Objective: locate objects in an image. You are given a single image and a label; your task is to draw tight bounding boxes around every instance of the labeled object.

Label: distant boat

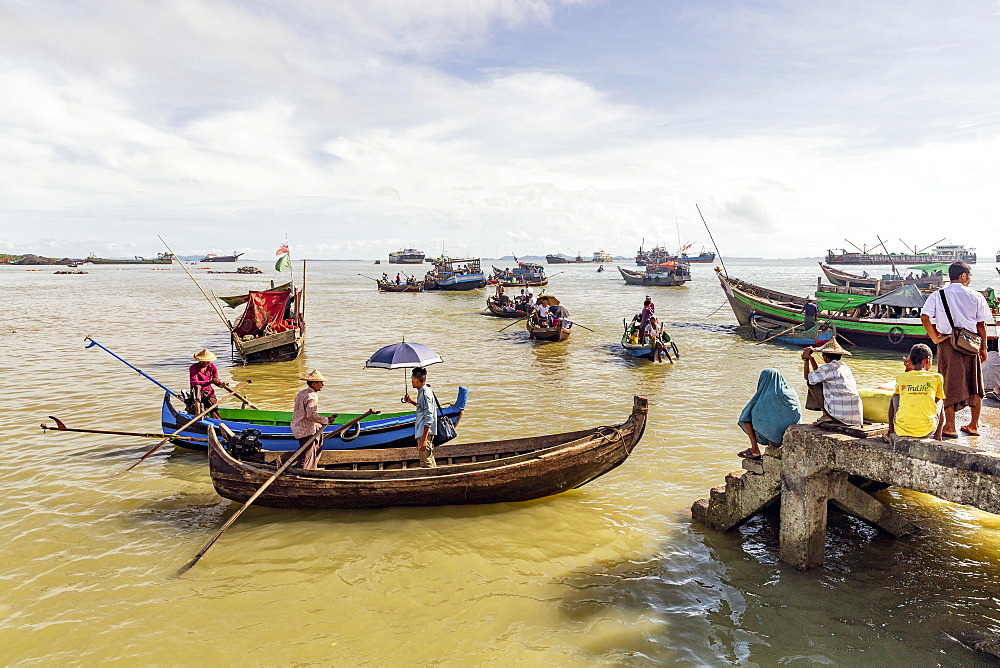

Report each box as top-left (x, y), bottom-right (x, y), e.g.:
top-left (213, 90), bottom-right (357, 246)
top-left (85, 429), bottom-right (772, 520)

top-left (492, 262), bottom-right (548, 287)
top-left (424, 257), bottom-right (486, 291)
top-left (618, 263), bottom-right (691, 286)
top-left (826, 242), bottom-right (976, 265)
top-left (819, 263), bottom-right (945, 291)
top-left (679, 248), bottom-right (715, 263)
top-left (200, 252), bottom-right (245, 262)
top-left (82, 252), bottom-right (173, 265)
top-left (545, 253), bottom-right (569, 264)
top-left (592, 250), bottom-right (613, 263)
top-left (388, 249), bottom-right (426, 264)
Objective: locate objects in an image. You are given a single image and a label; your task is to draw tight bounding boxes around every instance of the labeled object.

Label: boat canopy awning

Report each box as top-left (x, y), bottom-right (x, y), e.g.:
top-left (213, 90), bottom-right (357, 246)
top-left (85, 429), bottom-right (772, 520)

top-left (219, 281), bottom-right (291, 308)
top-left (815, 291), bottom-right (879, 313)
top-left (868, 284), bottom-right (928, 308)
top-left (907, 262), bottom-right (949, 273)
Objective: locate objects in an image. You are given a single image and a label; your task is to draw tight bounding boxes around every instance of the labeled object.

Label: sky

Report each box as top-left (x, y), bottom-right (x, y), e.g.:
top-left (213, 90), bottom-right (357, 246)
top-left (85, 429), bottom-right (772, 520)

top-left (0, 0), bottom-right (998, 260)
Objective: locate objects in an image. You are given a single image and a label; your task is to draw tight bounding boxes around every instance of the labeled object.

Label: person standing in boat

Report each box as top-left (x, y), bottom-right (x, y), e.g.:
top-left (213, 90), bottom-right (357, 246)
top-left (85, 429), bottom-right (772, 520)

top-left (639, 297), bottom-right (654, 344)
top-left (801, 339), bottom-right (863, 426)
top-left (189, 349), bottom-right (223, 419)
top-left (920, 261), bottom-right (988, 438)
top-left (803, 297), bottom-right (818, 329)
top-left (402, 367), bottom-right (437, 468)
top-left (291, 370), bottom-right (332, 470)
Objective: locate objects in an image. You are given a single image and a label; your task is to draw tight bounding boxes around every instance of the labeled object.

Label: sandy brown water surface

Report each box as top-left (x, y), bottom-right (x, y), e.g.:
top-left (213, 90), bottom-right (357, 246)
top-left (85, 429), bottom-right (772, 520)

top-left (2, 258), bottom-right (1000, 665)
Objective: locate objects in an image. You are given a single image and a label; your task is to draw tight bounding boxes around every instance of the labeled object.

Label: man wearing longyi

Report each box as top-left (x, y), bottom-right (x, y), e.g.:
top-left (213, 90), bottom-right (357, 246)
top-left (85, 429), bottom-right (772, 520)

top-left (920, 261), bottom-right (989, 438)
top-left (189, 349), bottom-right (222, 419)
top-left (291, 370), bottom-right (334, 470)
top-left (402, 366), bottom-right (438, 468)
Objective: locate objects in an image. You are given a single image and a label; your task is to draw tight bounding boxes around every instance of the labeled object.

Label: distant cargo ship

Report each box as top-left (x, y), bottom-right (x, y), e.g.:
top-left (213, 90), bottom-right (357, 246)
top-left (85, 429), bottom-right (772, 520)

top-left (83, 252), bottom-right (173, 265)
top-left (200, 252), bottom-right (244, 262)
top-left (389, 249), bottom-right (425, 264)
top-left (545, 254), bottom-right (569, 264)
top-left (826, 242), bottom-right (976, 265)
top-left (592, 250), bottom-right (613, 263)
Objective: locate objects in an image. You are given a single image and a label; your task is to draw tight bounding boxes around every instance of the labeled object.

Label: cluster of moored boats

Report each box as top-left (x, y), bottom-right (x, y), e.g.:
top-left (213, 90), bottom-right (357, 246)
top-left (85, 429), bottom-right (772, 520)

top-left (720, 262), bottom-right (1000, 350)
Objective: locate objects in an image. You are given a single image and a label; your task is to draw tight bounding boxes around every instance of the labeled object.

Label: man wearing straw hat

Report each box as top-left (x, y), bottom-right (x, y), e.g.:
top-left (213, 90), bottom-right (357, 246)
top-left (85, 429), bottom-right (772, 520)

top-left (801, 338), bottom-right (863, 426)
top-left (291, 370), bottom-right (333, 470)
top-left (189, 349), bottom-right (223, 419)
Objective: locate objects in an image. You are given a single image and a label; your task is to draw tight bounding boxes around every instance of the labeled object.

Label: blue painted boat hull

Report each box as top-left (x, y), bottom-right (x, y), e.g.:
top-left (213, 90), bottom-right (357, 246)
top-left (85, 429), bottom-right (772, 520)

top-left (161, 386), bottom-right (469, 452)
top-left (436, 273), bottom-right (486, 290)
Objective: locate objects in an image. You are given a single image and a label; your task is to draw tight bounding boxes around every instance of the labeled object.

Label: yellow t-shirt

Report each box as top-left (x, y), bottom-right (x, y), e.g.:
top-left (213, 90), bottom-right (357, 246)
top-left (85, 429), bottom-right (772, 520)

top-left (893, 369), bottom-right (945, 437)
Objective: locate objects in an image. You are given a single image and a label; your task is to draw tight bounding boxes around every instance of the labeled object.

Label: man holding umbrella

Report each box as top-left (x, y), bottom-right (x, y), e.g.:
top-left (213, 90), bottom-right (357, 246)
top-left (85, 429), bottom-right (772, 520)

top-left (402, 367), bottom-right (438, 467)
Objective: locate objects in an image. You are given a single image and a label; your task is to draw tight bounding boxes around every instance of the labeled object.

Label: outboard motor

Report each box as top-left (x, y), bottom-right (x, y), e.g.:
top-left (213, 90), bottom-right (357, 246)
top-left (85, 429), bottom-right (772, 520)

top-left (226, 428), bottom-right (263, 459)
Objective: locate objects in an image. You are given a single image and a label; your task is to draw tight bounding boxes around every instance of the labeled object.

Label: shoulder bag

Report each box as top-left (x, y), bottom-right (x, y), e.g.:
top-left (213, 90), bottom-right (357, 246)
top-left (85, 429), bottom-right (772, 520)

top-left (939, 290), bottom-right (982, 356)
top-left (431, 391), bottom-right (458, 445)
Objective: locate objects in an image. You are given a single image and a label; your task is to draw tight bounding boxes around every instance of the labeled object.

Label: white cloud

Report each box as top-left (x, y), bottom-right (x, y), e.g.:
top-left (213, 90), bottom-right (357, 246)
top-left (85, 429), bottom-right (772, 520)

top-left (0, 0), bottom-right (998, 259)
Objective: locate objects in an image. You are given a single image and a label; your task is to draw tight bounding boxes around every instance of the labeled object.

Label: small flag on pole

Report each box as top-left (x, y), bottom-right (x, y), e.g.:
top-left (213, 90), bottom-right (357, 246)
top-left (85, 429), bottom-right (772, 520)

top-left (275, 253), bottom-right (291, 271)
top-left (275, 243), bottom-right (289, 256)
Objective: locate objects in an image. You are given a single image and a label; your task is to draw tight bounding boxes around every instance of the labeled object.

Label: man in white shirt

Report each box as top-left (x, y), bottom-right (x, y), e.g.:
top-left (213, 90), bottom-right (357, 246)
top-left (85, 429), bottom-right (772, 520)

top-left (920, 261), bottom-right (989, 438)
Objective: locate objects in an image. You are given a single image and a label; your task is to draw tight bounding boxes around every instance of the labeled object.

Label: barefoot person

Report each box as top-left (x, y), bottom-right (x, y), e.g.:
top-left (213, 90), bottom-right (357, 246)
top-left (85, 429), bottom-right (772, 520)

top-left (189, 349), bottom-right (223, 419)
top-left (888, 344), bottom-right (945, 441)
top-left (402, 366), bottom-right (438, 468)
top-left (738, 368), bottom-right (802, 460)
top-left (291, 370), bottom-right (333, 469)
top-left (802, 338), bottom-right (863, 426)
top-left (920, 261), bottom-right (989, 438)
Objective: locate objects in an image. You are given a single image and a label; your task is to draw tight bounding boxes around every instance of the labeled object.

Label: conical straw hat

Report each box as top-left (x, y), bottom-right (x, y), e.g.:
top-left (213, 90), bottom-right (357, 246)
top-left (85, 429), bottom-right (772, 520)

top-left (193, 349), bottom-right (217, 362)
top-left (812, 337), bottom-right (851, 356)
top-left (301, 369), bottom-right (328, 382)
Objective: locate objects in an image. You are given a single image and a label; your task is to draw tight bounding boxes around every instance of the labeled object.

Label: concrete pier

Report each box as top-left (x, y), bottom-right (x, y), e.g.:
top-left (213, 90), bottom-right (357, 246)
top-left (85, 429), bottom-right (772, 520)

top-left (693, 424), bottom-right (1000, 570)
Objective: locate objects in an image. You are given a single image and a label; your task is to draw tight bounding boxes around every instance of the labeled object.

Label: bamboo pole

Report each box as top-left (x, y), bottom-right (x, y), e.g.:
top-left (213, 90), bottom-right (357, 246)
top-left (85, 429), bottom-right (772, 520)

top-left (178, 409), bottom-right (378, 573)
top-left (117, 380), bottom-right (250, 474)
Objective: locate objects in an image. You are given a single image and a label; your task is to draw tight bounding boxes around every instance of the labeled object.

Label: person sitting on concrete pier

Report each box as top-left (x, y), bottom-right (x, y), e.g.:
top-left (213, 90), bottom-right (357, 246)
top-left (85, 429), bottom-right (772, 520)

top-left (802, 338), bottom-right (863, 427)
top-left (888, 343), bottom-right (945, 441)
top-left (737, 368), bottom-right (802, 461)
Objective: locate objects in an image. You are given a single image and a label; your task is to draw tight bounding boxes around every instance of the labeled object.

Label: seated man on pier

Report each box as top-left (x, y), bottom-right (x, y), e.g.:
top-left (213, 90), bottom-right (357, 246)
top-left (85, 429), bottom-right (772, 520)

top-left (802, 338), bottom-right (863, 427)
top-left (888, 343), bottom-right (945, 441)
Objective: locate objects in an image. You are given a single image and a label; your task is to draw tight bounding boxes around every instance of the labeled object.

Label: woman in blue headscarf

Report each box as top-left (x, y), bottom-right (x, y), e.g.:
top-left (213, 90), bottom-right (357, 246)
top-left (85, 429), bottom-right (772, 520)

top-left (738, 368), bottom-right (802, 460)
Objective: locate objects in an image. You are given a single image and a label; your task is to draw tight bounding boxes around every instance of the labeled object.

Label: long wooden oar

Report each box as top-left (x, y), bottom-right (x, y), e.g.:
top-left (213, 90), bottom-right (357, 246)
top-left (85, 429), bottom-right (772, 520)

top-left (179, 409), bottom-right (378, 573)
top-left (118, 380), bottom-right (250, 474)
top-left (754, 323), bottom-right (803, 345)
top-left (215, 380), bottom-right (260, 410)
top-left (42, 417), bottom-right (207, 443)
top-left (498, 317), bottom-right (527, 332)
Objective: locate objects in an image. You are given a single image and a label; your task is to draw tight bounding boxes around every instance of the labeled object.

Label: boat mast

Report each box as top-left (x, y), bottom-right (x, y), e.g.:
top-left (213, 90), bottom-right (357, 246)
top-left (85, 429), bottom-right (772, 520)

top-left (158, 236), bottom-right (234, 332)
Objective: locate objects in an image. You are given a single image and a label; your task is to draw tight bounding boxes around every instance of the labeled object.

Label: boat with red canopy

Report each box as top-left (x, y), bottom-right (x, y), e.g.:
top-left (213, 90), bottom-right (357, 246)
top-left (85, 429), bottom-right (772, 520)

top-left (219, 281), bottom-right (304, 363)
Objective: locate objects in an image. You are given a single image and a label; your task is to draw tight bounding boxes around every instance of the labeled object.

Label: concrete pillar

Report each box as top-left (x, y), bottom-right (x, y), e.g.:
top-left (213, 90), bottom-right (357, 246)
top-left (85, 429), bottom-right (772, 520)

top-left (779, 427), bottom-right (835, 570)
top-left (779, 469), bottom-right (832, 569)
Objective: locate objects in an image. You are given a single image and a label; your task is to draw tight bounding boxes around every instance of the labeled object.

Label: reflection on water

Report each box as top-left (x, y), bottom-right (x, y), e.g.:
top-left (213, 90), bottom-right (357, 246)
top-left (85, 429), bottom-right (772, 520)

top-left (1, 259), bottom-right (999, 664)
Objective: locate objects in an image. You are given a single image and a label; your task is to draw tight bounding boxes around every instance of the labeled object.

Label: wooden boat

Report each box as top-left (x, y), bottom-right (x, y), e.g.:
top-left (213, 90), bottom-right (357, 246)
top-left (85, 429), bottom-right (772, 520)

top-left (486, 297), bottom-right (528, 318)
top-left (526, 313), bottom-right (572, 341)
top-left (424, 257), bottom-right (486, 291)
top-left (621, 318), bottom-right (680, 360)
top-left (749, 315), bottom-right (836, 347)
top-left (619, 263), bottom-right (691, 286)
top-left (206, 396), bottom-right (648, 509)
top-left (377, 280), bottom-right (422, 292)
top-left (717, 269), bottom-right (999, 350)
top-left (819, 263), bottom-right (944, 290)
top-left (161, 387), bottom-right (469, 452)
top-left (492, 262), bottom-right (548, 287)
top-left (224, 281), bottom-right (304, 363)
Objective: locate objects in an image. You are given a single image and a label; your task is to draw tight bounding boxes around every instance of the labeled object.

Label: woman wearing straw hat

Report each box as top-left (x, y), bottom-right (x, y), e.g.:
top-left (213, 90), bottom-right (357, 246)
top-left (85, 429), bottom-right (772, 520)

top-left (291, 370), bottom-right (333, 470)
top-left (189, 349), bottom-right (222, 419)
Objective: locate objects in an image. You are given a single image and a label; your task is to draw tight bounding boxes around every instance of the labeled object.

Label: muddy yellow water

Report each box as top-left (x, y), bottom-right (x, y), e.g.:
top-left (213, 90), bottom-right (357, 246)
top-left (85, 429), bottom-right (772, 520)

top-left (2, 259), bottom-right (999, 664)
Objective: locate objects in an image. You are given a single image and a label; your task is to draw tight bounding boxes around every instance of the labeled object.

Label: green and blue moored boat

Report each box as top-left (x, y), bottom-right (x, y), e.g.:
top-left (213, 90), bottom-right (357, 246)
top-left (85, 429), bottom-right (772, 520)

top-left (717, 269), bottom-right (999, 350)
top-left (161, 387), bottom-right (468, 452)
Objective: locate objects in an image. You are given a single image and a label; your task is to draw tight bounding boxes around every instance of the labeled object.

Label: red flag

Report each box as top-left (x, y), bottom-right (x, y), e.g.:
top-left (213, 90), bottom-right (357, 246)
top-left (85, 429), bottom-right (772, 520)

top-left (275, 243), bottom-right (289, 256)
